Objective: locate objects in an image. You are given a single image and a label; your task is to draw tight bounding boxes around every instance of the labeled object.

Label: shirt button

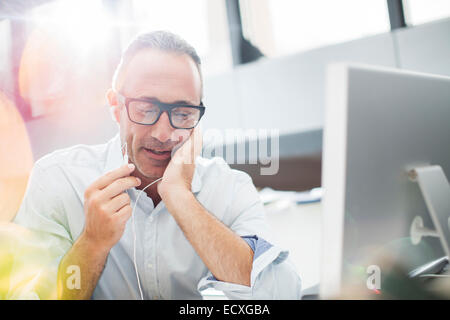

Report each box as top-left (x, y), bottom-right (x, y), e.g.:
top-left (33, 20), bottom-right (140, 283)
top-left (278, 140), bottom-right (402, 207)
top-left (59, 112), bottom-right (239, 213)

top-left (149, 216), bottom-right (154, 223)
top-left (147, 263), bottom-right (153, 269)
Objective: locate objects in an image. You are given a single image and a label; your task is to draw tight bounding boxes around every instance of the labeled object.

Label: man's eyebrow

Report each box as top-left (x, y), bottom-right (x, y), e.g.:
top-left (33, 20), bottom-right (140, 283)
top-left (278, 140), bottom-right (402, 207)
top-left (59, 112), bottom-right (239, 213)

top-left (137, 95), bottom-right (196, 105)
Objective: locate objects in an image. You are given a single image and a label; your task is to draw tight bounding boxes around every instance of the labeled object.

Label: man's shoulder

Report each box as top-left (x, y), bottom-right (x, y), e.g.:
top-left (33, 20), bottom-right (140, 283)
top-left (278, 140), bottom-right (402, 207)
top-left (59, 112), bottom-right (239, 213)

top-left (196, 156), bottom-right (253, 186)
top-left (34, 135), bottom-right (118, 173)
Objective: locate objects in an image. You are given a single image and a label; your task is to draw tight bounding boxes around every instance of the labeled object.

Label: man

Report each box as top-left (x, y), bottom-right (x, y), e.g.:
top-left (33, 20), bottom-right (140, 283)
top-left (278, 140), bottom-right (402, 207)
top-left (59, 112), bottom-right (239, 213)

top-left (13, 31), bottom-right (302, 299)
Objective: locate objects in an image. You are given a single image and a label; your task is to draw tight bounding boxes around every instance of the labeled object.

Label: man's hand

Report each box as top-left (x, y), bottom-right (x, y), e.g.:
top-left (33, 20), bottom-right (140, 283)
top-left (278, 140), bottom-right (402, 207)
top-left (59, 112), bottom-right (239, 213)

top-left (58, 164), bottom-right (141, 300)
top-left (157, 126), bottom-right (202, 202)
top-left (82, 163), bottom-right (141, 250)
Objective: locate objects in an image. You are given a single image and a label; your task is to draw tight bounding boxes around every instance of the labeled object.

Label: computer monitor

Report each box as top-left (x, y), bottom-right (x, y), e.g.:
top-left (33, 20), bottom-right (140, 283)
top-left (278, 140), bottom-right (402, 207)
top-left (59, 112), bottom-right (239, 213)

top-left (320, 63), bottom-right (450, 298)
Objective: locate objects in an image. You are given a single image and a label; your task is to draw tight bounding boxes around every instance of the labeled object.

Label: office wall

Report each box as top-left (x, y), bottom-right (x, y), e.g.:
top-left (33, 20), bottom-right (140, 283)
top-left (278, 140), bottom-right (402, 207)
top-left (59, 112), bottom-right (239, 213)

top-left (394, 18), bottom-right (450, 76)
top-left (203, 32), bottom-right (397, 135)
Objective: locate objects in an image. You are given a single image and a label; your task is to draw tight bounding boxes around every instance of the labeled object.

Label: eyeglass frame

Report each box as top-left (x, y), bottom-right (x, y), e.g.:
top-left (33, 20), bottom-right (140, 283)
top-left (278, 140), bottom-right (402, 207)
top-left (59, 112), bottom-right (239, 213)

top-left (116, 92), bottom-right (205, 129)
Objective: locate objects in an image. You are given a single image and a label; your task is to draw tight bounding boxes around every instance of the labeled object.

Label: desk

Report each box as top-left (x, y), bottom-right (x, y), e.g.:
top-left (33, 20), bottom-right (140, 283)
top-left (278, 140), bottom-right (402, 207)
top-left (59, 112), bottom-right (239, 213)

top-left (264, 201), bottom-right (322, 292)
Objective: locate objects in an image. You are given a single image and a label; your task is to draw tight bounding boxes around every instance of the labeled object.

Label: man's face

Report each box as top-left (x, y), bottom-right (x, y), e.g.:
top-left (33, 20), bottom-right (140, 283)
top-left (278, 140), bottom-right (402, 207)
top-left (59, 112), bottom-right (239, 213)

top-left (113, 49), bottom-right (202, 179)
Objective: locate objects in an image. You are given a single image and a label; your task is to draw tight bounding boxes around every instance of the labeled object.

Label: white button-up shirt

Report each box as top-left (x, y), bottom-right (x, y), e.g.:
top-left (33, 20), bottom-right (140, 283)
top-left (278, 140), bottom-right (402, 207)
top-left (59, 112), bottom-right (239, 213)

top-left (13, 134), bottom-right (302, 299)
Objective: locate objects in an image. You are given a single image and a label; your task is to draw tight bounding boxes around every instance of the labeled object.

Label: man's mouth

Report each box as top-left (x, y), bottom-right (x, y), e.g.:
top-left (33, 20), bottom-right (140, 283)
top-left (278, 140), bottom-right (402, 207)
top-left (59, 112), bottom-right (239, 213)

top-left (143, 147), bottom-right (172, 160)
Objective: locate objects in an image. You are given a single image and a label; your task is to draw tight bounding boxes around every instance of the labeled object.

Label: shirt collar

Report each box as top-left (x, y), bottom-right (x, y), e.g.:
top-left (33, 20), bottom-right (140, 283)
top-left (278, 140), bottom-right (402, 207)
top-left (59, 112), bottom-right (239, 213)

top-left (103, 133), bottom-right (123, 174)
top-left (103, 133), bottom-right (203, 194)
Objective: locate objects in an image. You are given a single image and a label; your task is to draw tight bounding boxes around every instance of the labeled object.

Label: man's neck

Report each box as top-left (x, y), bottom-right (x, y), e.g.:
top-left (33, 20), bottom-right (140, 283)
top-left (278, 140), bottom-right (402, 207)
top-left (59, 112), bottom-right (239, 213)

top-left (132, 171), bottom-right (162, 207)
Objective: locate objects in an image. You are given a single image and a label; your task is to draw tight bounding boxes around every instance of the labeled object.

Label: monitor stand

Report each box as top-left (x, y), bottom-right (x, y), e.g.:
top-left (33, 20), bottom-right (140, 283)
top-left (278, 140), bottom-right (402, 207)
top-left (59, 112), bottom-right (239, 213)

top-left (408, 165), bottom-right (450, 273)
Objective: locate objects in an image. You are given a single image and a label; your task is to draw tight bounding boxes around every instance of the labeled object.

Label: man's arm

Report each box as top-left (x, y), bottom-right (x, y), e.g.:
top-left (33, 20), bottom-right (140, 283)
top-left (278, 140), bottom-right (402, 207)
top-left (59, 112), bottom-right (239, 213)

top-left (57, 164), bottom-right (141, 299)
top-left (158, 128), bottom-right (302, 298)
top-left (57, 234), bottom-right (109, 299)
top-left (194, 181), bottom-right (303, 299)
top-left (163, 190), bottom-right (254, 286)
top-left (157, 127), bottom-right (253, 286)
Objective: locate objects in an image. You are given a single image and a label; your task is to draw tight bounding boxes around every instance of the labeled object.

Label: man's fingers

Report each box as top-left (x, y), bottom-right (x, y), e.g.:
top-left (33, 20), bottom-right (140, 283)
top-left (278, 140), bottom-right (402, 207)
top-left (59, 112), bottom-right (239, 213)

top-left (172, 126), bottom-right (203, 165)
top-left (192, 125), bottom-right (203, 158)
top-left (102, 176), bottom-right (141, 199)
top-left (114, 204), bottom-right (132, 223)
top-left (91, 164), bottom-right (136, 190)
top-left (108, 192), bottom-right (131, 212)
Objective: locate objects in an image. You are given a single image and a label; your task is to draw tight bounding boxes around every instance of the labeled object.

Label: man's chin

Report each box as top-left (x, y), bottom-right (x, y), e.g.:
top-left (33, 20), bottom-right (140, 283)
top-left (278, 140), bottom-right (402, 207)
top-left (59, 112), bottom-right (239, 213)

top-left (134, 158), bottom-right (168, 178)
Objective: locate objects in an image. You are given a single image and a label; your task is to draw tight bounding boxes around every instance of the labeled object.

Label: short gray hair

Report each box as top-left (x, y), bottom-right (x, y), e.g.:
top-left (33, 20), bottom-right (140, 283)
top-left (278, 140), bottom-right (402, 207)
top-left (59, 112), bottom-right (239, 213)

top-left (112, 30), bottom-right (203, 94)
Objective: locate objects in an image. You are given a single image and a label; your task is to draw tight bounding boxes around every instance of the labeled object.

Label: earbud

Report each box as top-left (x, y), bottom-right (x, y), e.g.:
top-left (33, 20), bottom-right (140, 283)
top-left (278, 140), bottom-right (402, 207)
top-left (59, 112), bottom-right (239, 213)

top-left (121, 141), bottom-right (129, 165)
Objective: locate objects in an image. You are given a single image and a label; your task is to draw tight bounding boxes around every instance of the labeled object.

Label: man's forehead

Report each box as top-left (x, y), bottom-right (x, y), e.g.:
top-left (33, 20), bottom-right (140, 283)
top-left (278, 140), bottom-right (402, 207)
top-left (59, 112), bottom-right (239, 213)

top-left (120, 49), bottom-right (202, 104)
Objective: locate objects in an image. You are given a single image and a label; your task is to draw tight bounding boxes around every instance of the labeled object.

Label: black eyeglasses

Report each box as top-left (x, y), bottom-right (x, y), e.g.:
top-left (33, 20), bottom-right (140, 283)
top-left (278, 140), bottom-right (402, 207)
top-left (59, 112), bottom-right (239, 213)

top-left (117, 93), bottom-right (205, 129)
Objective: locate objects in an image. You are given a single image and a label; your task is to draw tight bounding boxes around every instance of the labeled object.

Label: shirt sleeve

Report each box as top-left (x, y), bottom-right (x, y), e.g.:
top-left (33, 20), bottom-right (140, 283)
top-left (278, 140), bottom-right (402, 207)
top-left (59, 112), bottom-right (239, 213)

top-left (8, 163), bottom-right (73, 299)
top-left (197, 171), bottom-right (302, 299)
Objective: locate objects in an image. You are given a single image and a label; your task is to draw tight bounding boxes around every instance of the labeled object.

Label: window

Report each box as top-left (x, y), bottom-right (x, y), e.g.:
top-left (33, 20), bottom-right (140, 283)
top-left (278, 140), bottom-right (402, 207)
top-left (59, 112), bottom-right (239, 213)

top-left (403, 0), bottom-right (450, 26)
top-left (240, 0), bottom-right (390, 57)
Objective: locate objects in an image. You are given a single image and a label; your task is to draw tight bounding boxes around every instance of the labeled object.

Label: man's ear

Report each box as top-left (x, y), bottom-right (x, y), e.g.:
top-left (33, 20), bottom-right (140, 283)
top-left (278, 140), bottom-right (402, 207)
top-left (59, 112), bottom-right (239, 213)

top-left (106, 88), bottom-right (120, 124)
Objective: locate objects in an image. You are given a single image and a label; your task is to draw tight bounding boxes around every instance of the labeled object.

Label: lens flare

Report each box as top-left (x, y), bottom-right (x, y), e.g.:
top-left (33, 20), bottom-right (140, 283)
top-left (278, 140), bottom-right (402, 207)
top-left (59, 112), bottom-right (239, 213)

top-left (0, 223), bottom-right (61, 300)
top-left (18, 0), bottom-right (113, 116)
top-left (0, 92), bottom-right (33, 222)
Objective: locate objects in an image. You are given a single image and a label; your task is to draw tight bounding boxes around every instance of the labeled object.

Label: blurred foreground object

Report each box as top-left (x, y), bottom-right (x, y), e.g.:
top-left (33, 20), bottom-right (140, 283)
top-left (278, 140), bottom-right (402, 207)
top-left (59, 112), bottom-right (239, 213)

top-left (0, 222), bottom-right (59, 299)
top-left (0, 91), bottom-right (34, 222)
top-left (338, 252), bottom-right (450, 299)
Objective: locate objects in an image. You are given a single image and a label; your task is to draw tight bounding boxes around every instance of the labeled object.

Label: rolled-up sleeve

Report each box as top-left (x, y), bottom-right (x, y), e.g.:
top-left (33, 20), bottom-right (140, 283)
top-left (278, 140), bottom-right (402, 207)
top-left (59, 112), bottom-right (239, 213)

top-left (197, 171), bottom-right (302, 299)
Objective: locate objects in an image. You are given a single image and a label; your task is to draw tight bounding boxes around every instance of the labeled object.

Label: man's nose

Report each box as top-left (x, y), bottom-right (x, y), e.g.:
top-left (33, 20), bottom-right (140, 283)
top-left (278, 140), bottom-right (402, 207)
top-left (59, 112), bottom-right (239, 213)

top-left (151, 111), bottom-right (175, 143)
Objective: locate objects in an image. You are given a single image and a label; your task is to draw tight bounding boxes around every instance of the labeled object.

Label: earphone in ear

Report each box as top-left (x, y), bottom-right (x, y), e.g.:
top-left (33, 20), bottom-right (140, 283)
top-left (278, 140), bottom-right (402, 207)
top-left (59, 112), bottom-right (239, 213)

top-left (121, 141), bottom-right (129, 165)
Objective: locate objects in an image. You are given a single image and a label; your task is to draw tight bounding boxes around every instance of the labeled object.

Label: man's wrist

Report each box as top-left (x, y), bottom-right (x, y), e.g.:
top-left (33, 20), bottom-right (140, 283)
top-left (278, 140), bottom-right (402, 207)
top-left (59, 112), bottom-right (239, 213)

top-left (161, 187), bottom-right (196, 214)
top-left (160, 184), bottom-right (191, 202)
top-left (78, 231), bottom-right (111, 257)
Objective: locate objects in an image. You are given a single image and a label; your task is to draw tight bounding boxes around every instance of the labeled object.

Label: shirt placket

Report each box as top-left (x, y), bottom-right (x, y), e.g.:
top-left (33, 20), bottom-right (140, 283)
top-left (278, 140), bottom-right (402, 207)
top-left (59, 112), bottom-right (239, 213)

top-left (141, 196), bottom-right (162, 300)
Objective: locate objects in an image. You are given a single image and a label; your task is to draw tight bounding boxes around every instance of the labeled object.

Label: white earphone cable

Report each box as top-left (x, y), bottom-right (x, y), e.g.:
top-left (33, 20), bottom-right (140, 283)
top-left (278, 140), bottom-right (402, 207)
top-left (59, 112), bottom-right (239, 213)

top-left (131, 177), bottom-right (162, 300)
top-left (122, 141), bottom-right (162, 300)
